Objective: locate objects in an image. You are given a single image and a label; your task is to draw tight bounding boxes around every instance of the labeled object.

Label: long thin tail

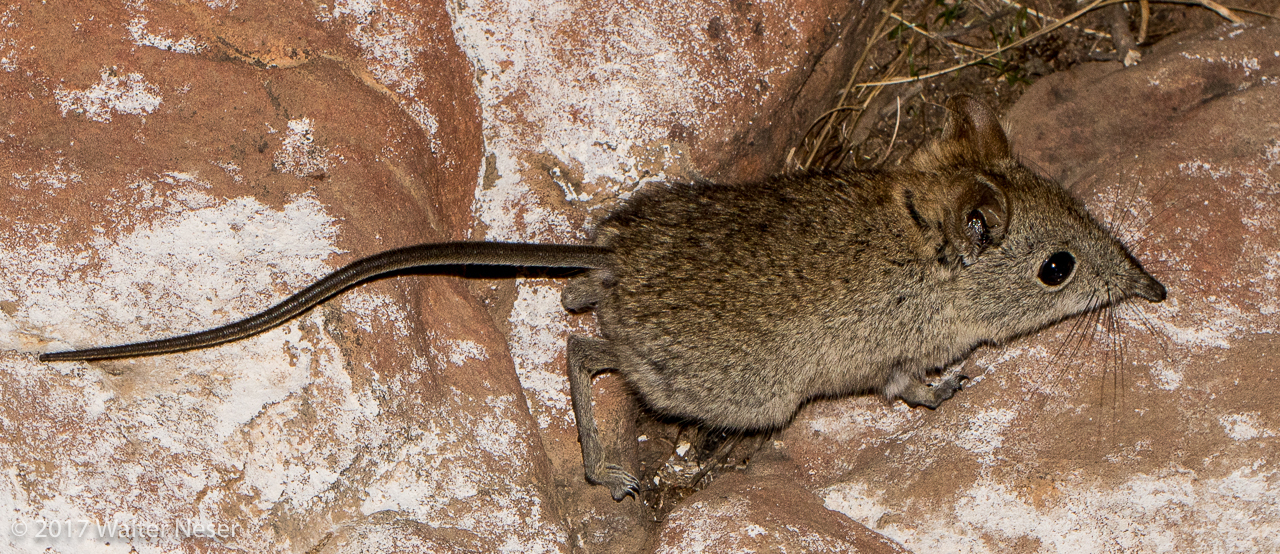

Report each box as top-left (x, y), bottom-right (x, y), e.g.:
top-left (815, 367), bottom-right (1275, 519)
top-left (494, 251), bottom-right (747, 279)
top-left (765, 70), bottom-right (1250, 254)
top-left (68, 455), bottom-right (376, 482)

top-left (39, 242), bottom-right (609, 362)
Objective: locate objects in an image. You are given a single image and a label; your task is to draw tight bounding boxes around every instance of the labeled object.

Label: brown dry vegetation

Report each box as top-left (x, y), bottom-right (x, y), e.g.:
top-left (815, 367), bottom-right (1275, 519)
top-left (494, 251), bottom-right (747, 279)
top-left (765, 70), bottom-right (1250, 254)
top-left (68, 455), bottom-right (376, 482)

top-left (790, 0), bottom-right (1278, 173)
top-left (636, 0), bottom-right (1277, 518)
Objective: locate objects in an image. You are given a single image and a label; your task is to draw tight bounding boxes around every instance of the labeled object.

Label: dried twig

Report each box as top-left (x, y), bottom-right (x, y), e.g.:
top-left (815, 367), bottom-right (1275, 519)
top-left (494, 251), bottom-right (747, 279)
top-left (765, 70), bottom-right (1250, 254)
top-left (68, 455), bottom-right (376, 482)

top-left (1194, 0), bottom-right (1245, 23)
top-left (1106, 4), bottom-right (1140, 66)
top-left (1145, 0), bottom-right (1272, 19)
top-left (1138, 0), bottom-right (1150, 43)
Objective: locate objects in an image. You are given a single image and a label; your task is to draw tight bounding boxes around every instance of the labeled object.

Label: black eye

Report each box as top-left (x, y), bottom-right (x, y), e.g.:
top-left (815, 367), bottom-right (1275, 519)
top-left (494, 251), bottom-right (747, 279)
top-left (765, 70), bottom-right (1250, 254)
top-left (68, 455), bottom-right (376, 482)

top-left (966, 210), bottom-right (989, 246)
top-left (1038, 251), bottom-right (1075, 287)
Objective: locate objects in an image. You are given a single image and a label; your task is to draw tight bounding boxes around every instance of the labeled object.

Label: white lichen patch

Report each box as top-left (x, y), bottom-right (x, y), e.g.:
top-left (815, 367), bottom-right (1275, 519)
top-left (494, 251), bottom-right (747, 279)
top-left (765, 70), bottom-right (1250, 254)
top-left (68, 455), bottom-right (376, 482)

top-left (822, 482), bottom-right (890, 528)
top-left (273, 118), bottom-right (331, 177)
top-left (6, 188), bottom-right (340, 352)
top-left (321, 0), bottom-right (420, 95)
top-left (8, 159), bottom-right (82, 194)
top-left (1148, 358), bottom-right (1183, 390)
top-left (1219, 412), bottom-right (1277, 441)
top-left (1179, 159), bottom-right (1233, 180)
top-left (1145, 156), bottom-right (1280, 349)
top-left (657, 495), bottom-right (867, 553)
top-left (451, 0), bottom-right (703, 199)
top-left (53, 68), bottom-right (163, 123)
top-left (1264, 140), bottom-right (1280, 169)
top-left (127, 16), bottom-right (207, 53)
top-left (0, 6), bottom-right (17, 72)
top-left (233, 339), bottom-right (386, 512)
top-left (213, 160), bottom-right (245, 183)
top-left (1261, 251), bottom-right (1280, 316)
top-left (472, 170), bottom-right (582, 240)
top-left (431, 337), bottom-right (490, 367)
top-left (803, 399), bottom-right (921, 445)
top-left (1179, 51), bottom-right (1262, 77)
top-left (505, 280), bottom-right (577, 428)
top-left (972, 343), bottom-right (1053, 382)
top-left (0, 187), bottom-right (434, 549)
top-left (0, 319), bottom-right (385, 551)
top-left (0, 38), bottom-right (16, 72)
top-left (653, 497), bottom-right (749, 554)
top-left (1, 185), bottom-right (343, 397)
top-left (446, 0), bottom-right (807, 241)
top-left (1145, 296), bottom-right (1236, 350)
top-left (953, 408), bottom-right (1017, 458)
top-left (358, 389), bottom-right (566, 553)
top-left (341, 290), bottom-right (413, 338)
top-left (824, 467), bottom-right (1280, 554)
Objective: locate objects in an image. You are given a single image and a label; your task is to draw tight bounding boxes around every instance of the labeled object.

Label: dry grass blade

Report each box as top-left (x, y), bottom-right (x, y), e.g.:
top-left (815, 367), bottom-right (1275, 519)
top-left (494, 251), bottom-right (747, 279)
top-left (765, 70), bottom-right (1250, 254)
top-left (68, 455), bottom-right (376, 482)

top-left (995, 0), bottom-right (1112, 38)
top-left (794, 0), bottom-right (1269, 174)
top-left (1151, 0), bottom-right (1274, 19)
top-left (874, 96), bottom-right (904, 167)
top-left (855, 0), bottom-right (1113, 89)
top-left (798, 0), bottom-right (911, 168)
top-left (889, 13), bottom-right (988, 53)
top-left (800, 0), bottom-right (908, 170)
top-left (1138, 0), bottom-right (1151, 43)
top-left (1195, 0), bottom-right (1245, 22)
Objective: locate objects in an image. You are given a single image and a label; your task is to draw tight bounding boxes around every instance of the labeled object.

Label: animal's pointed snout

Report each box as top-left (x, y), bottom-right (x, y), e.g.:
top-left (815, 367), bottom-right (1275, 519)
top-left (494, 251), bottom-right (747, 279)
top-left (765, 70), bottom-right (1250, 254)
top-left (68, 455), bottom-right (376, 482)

top-left (1135, 272), bottom-right (1166, 303)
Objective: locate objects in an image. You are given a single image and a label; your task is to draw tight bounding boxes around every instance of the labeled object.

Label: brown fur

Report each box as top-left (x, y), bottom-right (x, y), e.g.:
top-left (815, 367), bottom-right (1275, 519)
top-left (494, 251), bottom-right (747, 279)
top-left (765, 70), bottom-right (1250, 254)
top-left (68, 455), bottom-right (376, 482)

top-left (563, 96), bottom-right (1164, 499)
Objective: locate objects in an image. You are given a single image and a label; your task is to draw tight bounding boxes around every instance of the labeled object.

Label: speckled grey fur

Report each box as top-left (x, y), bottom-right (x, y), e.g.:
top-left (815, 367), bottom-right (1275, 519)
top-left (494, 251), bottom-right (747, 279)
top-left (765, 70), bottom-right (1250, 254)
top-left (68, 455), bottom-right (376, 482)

top-left (562, 97), bottom-right (1164, 500)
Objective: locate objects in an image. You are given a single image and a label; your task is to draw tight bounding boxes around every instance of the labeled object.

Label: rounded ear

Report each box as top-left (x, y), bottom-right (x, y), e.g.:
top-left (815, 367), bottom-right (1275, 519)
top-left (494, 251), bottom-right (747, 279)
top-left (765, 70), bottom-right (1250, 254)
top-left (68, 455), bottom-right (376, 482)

top-left (942, 95), bottom-right (1012, 163)
top-left (953, 177), bottom-right (1009, 265)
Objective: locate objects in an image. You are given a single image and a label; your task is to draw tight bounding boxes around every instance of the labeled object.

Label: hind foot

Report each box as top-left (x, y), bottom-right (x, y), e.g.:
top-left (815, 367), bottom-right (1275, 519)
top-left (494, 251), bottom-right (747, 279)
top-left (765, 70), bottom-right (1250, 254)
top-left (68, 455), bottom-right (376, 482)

top-left (588, 463), bottom-right (640, 501)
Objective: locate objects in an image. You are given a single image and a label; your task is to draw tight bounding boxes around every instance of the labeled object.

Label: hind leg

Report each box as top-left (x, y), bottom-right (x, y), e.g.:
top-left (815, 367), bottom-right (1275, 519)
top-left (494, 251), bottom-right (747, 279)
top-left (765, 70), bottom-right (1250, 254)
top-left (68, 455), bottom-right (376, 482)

top-left (566, 334), bottom-right (639, 500)
top-left (562, 270), bottom-right (610, 313)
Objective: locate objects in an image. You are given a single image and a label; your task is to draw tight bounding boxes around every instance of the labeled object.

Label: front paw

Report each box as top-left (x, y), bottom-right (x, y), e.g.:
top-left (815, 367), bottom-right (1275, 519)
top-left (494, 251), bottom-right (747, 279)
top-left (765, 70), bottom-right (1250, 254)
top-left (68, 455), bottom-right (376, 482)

top-left (932, 374), bottom-right (969, 403)
top-left (899, 374), bottom-right (969, 409)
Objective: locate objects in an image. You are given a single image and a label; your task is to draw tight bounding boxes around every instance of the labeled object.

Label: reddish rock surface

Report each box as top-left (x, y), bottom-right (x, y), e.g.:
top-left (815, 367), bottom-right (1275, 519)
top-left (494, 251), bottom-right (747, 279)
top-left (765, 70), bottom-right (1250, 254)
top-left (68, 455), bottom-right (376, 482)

top-left (780, 24), bottom-right (1280, 553)
top-left (0, 0), bottom-right (877, 552)
top-left (5, 0), bottom-right (1275, 552)
top-left (653, 473), bottom-right (908, 553)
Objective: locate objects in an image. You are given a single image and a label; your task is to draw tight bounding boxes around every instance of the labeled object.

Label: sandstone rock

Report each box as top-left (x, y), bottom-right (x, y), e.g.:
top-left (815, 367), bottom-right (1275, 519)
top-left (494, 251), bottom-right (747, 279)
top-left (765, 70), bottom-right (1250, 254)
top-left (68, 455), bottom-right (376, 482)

top-left (653, 473), bottom-right (908, 553)
top-left (793, 23), bottom-right (1280, 553)
top-left (0, 0), bottom-right (877, 552)
top-left (11, 1), bottom-right (1271, 553)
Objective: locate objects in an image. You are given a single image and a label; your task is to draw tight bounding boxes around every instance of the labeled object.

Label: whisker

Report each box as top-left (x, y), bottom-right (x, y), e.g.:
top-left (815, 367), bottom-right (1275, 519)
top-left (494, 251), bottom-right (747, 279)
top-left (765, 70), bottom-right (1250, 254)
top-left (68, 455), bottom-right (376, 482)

top-left (1127, 303), bottom-right (1173, 361)
top-left (1127, 196), bottom-right (1200, 247)
top-left (1109, 305), bottom-right (1127, 414)
top-left (1029, 298), bottom-right (1098, 406)
top-left (1107, 192), bottom-right (1141, 243)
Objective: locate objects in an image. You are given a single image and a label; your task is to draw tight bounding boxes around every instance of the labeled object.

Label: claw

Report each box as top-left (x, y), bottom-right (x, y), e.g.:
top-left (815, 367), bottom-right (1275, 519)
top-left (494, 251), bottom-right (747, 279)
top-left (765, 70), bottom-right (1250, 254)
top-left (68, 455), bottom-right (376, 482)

top-left (929, 375), bottom-right (967, 403)
top-left (611, 484), bottom-right (639, 501)
top-left (602, 464), bottom-right (640, 501)
top-left (589, 463), bottom-right (640, 501)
